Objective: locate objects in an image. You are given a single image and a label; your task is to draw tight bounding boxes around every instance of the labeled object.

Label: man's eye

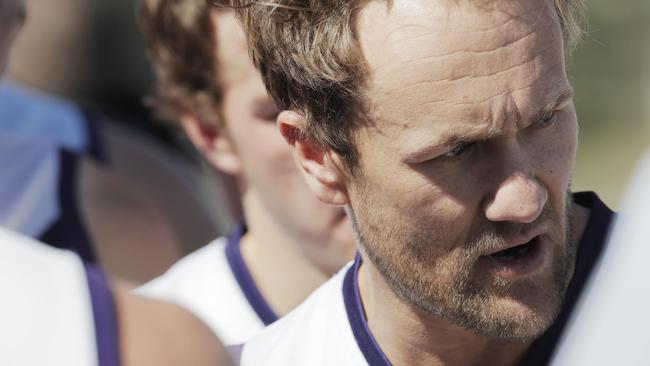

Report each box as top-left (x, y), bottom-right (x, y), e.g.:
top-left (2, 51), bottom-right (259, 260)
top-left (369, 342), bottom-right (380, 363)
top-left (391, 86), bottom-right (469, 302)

top-left (257, 110), bottom-right (280, 122)
top-left (254, 103), bottom-right (281, 122)
top-left (443, 142), bottom-right (474, 158)
top-left (537, 110), bottom-right (557, 126)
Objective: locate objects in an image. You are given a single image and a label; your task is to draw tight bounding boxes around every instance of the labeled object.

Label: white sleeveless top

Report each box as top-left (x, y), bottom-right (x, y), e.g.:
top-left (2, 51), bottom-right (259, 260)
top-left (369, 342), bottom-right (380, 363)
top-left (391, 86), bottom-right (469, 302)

top-left (0, 228), bottom-right (119, 366)
top-left (137, 225), bottom-right (279, 345)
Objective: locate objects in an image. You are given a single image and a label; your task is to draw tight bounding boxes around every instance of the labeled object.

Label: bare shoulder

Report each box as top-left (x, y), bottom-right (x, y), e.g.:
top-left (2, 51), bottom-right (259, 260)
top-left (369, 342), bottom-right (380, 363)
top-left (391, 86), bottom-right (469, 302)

top-left (113, 282), bottom-right (233, 366)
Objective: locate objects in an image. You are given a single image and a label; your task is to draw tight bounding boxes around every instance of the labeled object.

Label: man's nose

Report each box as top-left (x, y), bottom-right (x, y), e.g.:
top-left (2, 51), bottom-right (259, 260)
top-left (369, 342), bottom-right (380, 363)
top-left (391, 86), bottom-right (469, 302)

top-left (483, 172), bottom-right (548, 224)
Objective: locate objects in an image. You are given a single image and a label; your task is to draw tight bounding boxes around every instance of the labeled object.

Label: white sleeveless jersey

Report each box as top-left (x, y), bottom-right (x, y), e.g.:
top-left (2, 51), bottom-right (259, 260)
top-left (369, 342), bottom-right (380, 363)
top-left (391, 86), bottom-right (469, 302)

top-left (137, 225), bottom-right (278, 345)
top-left (0, 228), bottom-right (119, 366)
top-left (551, 151), bottom-right (650, 365)
top-left (238, 193), bottom-right (614, 366)
top-left (237, 261), bottom-right (368, 366)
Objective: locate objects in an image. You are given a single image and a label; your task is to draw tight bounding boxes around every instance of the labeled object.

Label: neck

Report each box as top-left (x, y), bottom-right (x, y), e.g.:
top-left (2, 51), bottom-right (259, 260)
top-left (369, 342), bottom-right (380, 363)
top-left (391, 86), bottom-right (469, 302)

top-left (238, 189), bottom-right (328, 317)
top-left (358, 259), bottom-right (531, 366)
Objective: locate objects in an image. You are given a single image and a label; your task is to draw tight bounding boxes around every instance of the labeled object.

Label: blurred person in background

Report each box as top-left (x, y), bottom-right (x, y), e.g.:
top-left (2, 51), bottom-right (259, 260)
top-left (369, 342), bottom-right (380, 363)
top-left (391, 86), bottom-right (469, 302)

top-left (0, 3), bottom-right (231, 365)
top-left (0, 228), bottom-right (232, 366)
top-left (1, 0), bottom-right (223, 284)
top-left (136, 0), bottom-right (357, 344)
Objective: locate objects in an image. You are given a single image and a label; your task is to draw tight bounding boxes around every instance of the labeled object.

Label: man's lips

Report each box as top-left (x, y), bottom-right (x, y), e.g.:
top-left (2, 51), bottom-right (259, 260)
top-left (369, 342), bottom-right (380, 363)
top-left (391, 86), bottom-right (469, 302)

top-left (475, 226), bottom-right (550, 279)
top-left (480, 227), bottom-right (547, 257)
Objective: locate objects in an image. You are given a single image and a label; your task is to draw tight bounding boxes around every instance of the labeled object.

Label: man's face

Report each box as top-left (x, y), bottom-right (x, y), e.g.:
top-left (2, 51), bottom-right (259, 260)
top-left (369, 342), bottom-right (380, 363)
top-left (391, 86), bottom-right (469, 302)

top-left (0, 0), bottom-right (25, 75)
top-left (213, 12), bottom-right (356, 273)
top-left (349, 0), bottom-right (578, 339)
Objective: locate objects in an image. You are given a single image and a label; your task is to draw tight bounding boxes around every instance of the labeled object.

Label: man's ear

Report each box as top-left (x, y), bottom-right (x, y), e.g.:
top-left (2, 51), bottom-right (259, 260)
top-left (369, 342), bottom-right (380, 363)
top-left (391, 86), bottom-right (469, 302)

top-left (180, 112), bottom-right (241, 175)
top-left (277, 111), bottom-right (350, 206)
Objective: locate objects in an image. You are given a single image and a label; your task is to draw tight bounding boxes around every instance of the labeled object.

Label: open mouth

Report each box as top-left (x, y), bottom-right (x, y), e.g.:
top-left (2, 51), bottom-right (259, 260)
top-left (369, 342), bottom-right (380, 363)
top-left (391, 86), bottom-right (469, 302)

top-left (480, 236), bottom-right (545, 278)
top-left (490, 237), bottom-right (539, 262)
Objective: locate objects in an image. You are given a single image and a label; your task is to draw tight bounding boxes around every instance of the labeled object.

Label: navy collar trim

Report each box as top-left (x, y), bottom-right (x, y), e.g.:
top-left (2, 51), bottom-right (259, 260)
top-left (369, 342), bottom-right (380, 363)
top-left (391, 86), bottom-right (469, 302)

top-left (342, 192), bottom-right (614, 366)
top-left (224, 224), bottom-right (279, 326)
top-left (343, 255), bottom-right (392, 366)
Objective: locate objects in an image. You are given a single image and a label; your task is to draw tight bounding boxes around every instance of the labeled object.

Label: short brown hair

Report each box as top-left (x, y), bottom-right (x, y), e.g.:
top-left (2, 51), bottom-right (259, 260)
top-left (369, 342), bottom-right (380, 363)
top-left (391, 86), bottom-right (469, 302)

top-left (213, 0), bottom-right (586, 170)
top-left (140, 0), bottom-right (223, 125)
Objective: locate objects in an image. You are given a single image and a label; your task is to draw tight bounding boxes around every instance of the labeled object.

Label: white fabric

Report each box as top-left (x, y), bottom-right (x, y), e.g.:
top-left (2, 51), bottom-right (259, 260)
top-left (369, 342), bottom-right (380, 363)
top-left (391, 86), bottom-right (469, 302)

top-left (239, 262), bottom-right (368, 366)
top-left (551, 150), bottom-right (650, 365)
top-left (136, 237), bottom-right (266, 345)
top-left (0, 228), bottom-right (98, 366)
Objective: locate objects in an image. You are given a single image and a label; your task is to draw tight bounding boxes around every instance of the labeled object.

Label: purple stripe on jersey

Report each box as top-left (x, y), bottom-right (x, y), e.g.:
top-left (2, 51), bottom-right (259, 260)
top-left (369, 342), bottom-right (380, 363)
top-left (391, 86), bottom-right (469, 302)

top-left (225, 224), bottom-right (279, 326)
top-left (84, 264), bottom-right (121, 366)
top-left (522, 191), bottom-right (614, 365)
top-left (39, 150), bottom-right (97, 263)
top-left (343, 255), bottom-right (392, 366)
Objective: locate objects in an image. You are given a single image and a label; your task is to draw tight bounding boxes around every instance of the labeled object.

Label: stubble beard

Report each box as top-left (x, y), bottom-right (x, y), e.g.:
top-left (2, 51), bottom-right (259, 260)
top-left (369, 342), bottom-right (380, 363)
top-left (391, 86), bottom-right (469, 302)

top-left (349, 190), bottom-right (577, 340)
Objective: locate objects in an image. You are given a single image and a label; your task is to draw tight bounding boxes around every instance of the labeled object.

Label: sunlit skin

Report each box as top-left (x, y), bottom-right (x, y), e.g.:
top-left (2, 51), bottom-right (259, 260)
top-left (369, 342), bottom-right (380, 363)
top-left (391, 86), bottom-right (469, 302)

top-left (181, 12), bottom-right (357, 316)
top-left (279, 0), bottom-right (590, 365)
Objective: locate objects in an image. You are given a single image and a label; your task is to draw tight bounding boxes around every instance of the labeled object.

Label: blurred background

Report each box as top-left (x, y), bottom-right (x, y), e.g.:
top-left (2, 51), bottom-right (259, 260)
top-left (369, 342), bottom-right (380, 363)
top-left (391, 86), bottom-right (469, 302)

top-left (6, 0), bottom-right (242, 283)
top-left (6, 0), bottom-right (649, 240)
top-left (569, 0), bottom-right (650, 207)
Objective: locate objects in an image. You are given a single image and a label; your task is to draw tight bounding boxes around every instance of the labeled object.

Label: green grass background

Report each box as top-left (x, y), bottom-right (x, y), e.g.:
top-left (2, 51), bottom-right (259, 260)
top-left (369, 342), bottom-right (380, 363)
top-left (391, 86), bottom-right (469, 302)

top-left (570, 0), bottom-right (650, 208)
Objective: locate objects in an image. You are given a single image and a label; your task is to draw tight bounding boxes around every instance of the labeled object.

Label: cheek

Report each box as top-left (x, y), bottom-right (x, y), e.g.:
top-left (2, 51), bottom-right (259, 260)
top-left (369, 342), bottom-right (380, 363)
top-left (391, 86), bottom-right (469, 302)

top-left (353, 136), bottom-right (477, 248)
top-left (227, 110), bottom-right (288, 168)
top-left (538, 116), bottom-right (578, 189)
top-left (246, 131), bottom-right (296, 187)
top-left (355, 163), bottom-right (470, 245)
top-left (235, 121), bottom-right (323, 208)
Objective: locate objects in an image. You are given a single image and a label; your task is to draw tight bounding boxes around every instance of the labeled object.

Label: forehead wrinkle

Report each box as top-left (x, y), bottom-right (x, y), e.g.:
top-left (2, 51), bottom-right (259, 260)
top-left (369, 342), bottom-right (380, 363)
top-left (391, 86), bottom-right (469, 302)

top-left (377, 38), bottom-right (564, 118)
top-left (378, 1), bottom-right (555, 66)
top-left (360, 0), bottom-right (568, 141)
top-left (405, 46), bottom-right (549, 91)
top-left (376, 62), bottom-right (567, 143)
top-left (386, 9), bottom-right (519, 46)
top-left (419, 61), bottom-right (563, 109)
top-left (377, 24), bottom-right (559, 92)
top-left (400, 27), bottom-right (544, 69)
top-left (373, 19), bottom-right (563, 103)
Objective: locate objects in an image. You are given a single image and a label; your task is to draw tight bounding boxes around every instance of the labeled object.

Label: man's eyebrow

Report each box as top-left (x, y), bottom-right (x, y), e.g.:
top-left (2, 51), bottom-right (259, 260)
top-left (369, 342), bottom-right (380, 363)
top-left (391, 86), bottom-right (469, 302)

top-left (400, 87), bottom-right (575, 163)
top-left (538, 87), bottom-right (574, 116)
top-left (400, 127), bottom-right (493, 163)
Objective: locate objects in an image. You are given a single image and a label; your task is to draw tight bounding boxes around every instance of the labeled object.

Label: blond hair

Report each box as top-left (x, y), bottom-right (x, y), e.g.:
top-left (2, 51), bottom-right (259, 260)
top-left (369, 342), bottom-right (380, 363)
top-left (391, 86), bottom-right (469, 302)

top-left (140, 0), bottom-right (224, 126)
top-left (213, 0), bottom-right (585, 169)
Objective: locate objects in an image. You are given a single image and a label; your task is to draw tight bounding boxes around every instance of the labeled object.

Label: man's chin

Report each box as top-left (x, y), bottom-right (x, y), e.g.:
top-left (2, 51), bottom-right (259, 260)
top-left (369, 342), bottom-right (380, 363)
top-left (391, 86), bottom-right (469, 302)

top-left (470, 292), bottom-right (560, 339)
top-left (420, 268), bottom-right (565, 340)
